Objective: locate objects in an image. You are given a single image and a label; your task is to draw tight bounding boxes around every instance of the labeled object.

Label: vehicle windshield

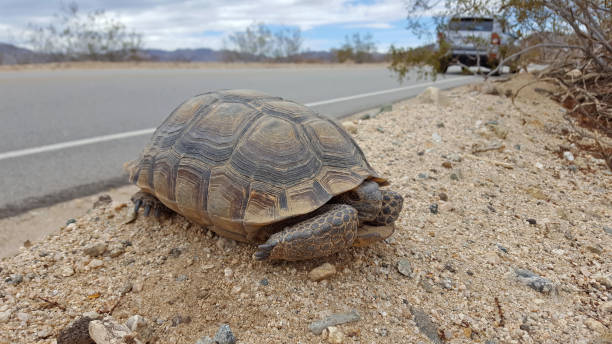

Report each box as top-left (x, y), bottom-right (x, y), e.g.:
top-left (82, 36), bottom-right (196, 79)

top-left (449, 18), bottom-right (493, 31)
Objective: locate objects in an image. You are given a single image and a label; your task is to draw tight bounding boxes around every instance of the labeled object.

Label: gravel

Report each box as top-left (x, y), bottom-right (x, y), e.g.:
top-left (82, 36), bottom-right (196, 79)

top-left (1, 76), bottom-right (610, 343)
top-left (308, 311), bottom-right (361, 335)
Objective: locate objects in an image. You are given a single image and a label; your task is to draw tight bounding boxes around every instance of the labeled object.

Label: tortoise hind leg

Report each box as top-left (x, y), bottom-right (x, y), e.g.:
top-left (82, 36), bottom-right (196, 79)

top-left (368, 190), bottom-right (403, 226)
top-left (254, 204), bottom-right (358, 261)
top-left (130, 191), bottom-right (170, 218)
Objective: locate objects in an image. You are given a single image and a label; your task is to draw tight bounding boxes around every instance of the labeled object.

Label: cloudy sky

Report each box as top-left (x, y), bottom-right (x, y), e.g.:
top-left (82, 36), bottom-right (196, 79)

top-left (0, 0), bottom-right (433, 52)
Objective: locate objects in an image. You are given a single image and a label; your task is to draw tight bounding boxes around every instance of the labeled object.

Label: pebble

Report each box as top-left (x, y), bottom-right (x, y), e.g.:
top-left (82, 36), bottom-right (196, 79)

top-left (16, 312), bottom-right (30, 323)
top-left (441, 161), bottom-right (452, 169)
top-left (308, 263), bottom-right (336, 282)
top-left (604, 226), bottom-right (612, 235)
top-left (496, 243), bottom-right (509, 254)
top-left (526, 218), bottom-right (537, 225)
top-left (535, 162), bottom-right (544, 169)
top-left (132, 280), bottom-right (144, 293)
top-left (6, 274), bottom-right (23, 285)
top-left (0, 309), bottom-right (12, 323)
top-left (88, 259), bottom-right (104, 269)
top-left (563, 151), bottom-right (575, 161)
top-left (515, 269), bottom-right (556, 294)
top-left (308, 310), bottom-right (361, 335)
top-left (66, 218), bottom-right (77, 225)
top-left (83, 243), bottom-right (107, 257)
top-left (326, 326), bottom-right (345, 343)
top-left (601, 301), bottom-right (612, 313)
top-left (109, 247), bottom-right (125, 258)
top-left (418, 173), bottom-right (428, 179)
top-left (411, 307), bottom-right (442, 344)
top-left (593, 274), bottom-right (612, 289)
top-left (216, 237), bottom-right (237, 251)
top-left (397, 259), bottom-right (413, 278)
top-left (61, 266), bottom-right (75, 277)
top-left (447, 153), bottom-right (462, 162)
top-left (89, 317), bottom-right (131, 344)
top-left (584, 318), bottom-right (606, 333)
top-left (119, 282), bottom-right (133, 295)
top-left (224, 268), bottom-right (233, 278)
top-left (92, 194), bottom-right (112, 209)
top-left (342, 121), bottom-right (358, 134)
top-left (171, 315), bottom-right (191, 326)
top-left (196, 336), bottom-right (214, 344)
top-left (429, 203), bottom-right (439, 214)
top-left (176, 274), bottom-right (188, 282)
top-left (214, 324), bottom-right (236, 344)
top-left (36, 326), bottom-right (52, 339)
top-left (259, 278), bottom-right (269, 286)
top-left (438, 192), bottom-right (448, 201)
top-left (432, 132), bottom-right (442, 143)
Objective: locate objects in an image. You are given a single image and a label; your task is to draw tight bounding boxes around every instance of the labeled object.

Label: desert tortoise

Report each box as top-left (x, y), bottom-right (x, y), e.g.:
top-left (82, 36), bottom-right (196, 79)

top-left (126, 89), bottom-right (403, 260)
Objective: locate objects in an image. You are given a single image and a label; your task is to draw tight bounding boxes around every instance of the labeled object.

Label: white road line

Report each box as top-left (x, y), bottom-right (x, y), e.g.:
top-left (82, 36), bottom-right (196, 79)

top-left (0, 76), bottom-right (469, 162)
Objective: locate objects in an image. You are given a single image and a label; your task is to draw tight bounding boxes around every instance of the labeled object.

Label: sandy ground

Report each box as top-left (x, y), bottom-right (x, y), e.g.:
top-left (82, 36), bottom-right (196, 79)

top-left (0, 74), bottom-right (610, 344)
top-left (0, 61), bottom-right (387, 72)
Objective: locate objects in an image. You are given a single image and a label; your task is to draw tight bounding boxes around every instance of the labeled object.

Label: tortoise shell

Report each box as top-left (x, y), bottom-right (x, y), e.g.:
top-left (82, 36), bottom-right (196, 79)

top-left (126, 89), bottom-right (387, 241)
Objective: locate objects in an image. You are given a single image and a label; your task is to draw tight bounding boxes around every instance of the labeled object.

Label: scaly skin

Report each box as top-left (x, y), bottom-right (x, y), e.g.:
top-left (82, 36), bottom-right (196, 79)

top-left (368, 190), bottom-right (404, 226)
top-left (254, 204), bottom-right (359, 261)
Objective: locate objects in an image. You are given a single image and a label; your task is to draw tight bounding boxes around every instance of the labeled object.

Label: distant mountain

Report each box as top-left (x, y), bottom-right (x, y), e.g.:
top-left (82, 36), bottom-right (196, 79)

top-left (141, 48), bottom-right (223, 62)
top-left (0, 43), bottom-right (50, 64)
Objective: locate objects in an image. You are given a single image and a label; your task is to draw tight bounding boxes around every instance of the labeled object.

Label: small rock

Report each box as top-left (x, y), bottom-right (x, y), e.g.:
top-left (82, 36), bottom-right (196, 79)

top-left (66, 218), bottom-right (77, 225)
top-left (37, 326), bottom-right (53, 339)
top-left (6, 274), bottom-right (23, 285)
top-left (418, 173), bottom-right (428, 179)
top-left (119, 282), bottom-right (133, 295)
top-left (308, 311), bottom-right (361, 335)
top-left (83, 312), bottom-right (101, 320)
top-left (379, 104), bottom-right (392, 113)
top-left (109, 247), bottom-right (125, 258)
top-left (585, 318), bottom-right (606, 334)
top-left (0, 309), bottom-right (12, 323)
top-left (429, 204), bottom-right (438, 214)
top-left (92, 194), bottom-right (112, 209)
top-left (440, 279), bottom-right (453, 289)
top-left (417, 150), bottom-right (425, 156)
top-left (214, 324), bottom-right (236, 344)
top-left (376, 127), bottom-right (385, 133)
top-left (441, 161), bottom-right (452, 169)
top-left (360, 113), bottom-right (371, 120)
top-left (443, 262), bottom-right (457, 273)
top-left (450, 173), bottom-right (459, 181)
top-left (259, 278), bottom-right (269, 286)
top-left (417, 87), bottom-right (450, 106)
top-left (601, 301), bottom-right (612, 313)
top-left (514, 144), bottom-right (521, 150)
top-left (126, 315), bottom-right (146, 332)
top-left (436, 122), bottom-right (445, 128)
top-left (397, 259), bottom-right (413, 278)
top-left (132, 280), bottom-right (144, 293)
top-left (604, 226), bottom-right (612, 235)
top-left (496, 243), bottom-right (509, 254)
top-left (515, 269), bottom-right (556, 294)
top-left (88, 259), bottom-right (104, 269)
top-left (593, 274), bottom-right (612, 289)
top-left (309, 263), bottom-right (336, 282)
top-left (216, 237), bottom-right (237, 251)
top-left (83, 243), bottom-right (107, 257)
top-left (327, 326), bottom-right (345, 344)
top-left (439, 192), bottom-right (448, 201)
top-left (411, 307), bottom-right (442, 344)
top-left (171, 315), bottom-right (191, 326)
top-left (57, 316), bottom-right (95, 344)
top-left (447, 153), bottom-right (462, 162)
top-left (66, 223), bottom-right (78, 231)
top-left (432, 132), bottom-right (442, 143)
top-left (566, 69), bottom-right (582, 78)
top-left (526, 218), bottom-right (537, 225)
top-left (89, 317), bottom-right (132, 343)
top-left (176, 274), bottom-right (188, 282)
top-left (535, 162), bottom-right (544, 169)
top-left (169, 247), bottom-right (182, 258)
top-left (563, 151), bottom-right (575, 161)
top-left (224, 268), bottom-right (233, 278)
top-left (342, 121), bottom-right (358, 135)
top-left (61, 266), bottom-right (75, 277)
top-left (196, 336), bottom-right (214, 344)
top-left (123, 206), bottom-right (137, 224)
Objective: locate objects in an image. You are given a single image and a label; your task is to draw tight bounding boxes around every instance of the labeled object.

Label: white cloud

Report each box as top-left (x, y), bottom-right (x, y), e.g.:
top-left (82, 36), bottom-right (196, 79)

top-left (2, 0), bottom-right (410, 50)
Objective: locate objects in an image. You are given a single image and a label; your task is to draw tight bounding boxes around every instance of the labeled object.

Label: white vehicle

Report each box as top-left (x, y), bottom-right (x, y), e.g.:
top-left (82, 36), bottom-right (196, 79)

top-left (437, 17), bottom-right (516, 73)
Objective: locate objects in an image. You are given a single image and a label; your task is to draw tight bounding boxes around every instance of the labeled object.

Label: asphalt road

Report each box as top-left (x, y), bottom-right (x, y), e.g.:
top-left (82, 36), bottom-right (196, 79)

top-left (0, 66), bottom-right (476, 217)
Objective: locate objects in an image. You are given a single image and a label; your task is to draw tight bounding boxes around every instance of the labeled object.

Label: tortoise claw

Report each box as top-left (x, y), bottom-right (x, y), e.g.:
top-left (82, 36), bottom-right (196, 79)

top-left (130, 191), bottom-right (170, 220)
top-left (133, 199), bottom-right (143, 213)
top-left (143, 204), bottom-right (152, 217)
top-left (254, 243), bottom-right (276, 260)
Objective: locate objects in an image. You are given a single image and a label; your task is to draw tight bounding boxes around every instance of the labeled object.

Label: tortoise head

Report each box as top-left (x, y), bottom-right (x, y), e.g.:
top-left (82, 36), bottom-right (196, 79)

top-left (337, 180), bottom-right (382, 223)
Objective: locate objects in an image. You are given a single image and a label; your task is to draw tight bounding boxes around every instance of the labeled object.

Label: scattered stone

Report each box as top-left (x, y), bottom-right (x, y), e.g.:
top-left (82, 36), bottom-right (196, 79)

top-left (418, 173), bottom-right (428, 179)
top-left (6, 274), bottom-right (23, 285)
top-left (514, 144), bottom-right (521, 150)
top-left (515, 269), bottom-right (556, 294)
top-left (61, 266), bottom-right (75, 277)
top-left (379, 104), bottom-right (392, 113)
top-left (259, 278), bottom-right (269, 286)
top-left (376, 127), bottom-right (385, 133)
top-left (417, 150), bottom-right (425, 156)
top-left (169, 248), bottom-right (182, 258)
top-left (308, 311), bottom-right (361, 335)
top-left (436, 122), bottom-right (445, 128)
top-left (450, 173), bottom-right (459, 181)
top-left (420, 279), bottom-right (434, 293)
top-left (411, 308), bottom-right (442, 344)
top-left (66, 218), bottom-right (77, 225)
top-left (83, 243), bottom-right (107, 257)
top-left (601, 301), bottom-right (612, 313)
top-left (88, 259), bottom-right (104, 269)
top-left (83, 312), bottom-right (101, 320)
top-left (326, 326), bottom-right (345, 344)
top-left (604, 226), bottom-right (612, 235)
top-left (109, 246), bottom-right (125, 258)
top-left (585, 318), bottom-right (606, 334)
top-left (37, 326), bottom-right (53, 339)
top-left (417, 87), bottom-right (450, 106)
top-left (0, 309), bottom-right (12, 323)
top-left (123, 206), bottom-right (137, 224)
top-left (214, 324), bottom-right (236, 344)
top-left (429, 204), bottom-right (438, 214)
top-left (563, 151), bottom-right (575, 161)
top-left (360, 113), bottom-right (371, 120)
top-left (171, 315), bottom-right (191, 327)
top-left (440, 279), bottom-right (453, 289)
top-left (196, 336), bottom-right (214, 344)
top-left (439, 192), bottom-right (448, 201)
top-left (535, 162), bottom-right (544, 169)
top-left (224, 268), bottom-right (233, 278)
top-left (89, 317), bottom-right (133, 344)
top-left (496, 243), bottom-right (509, 254)
top-left (176, 274), bottom-right (188, 282)
top-left (92, 194), bottom-right (112, 209)
top-left (57, 316), bottom-right (95, 344)
top-left (308, 262), bottom-right (336, 282)
top-left (526, 218), bottom-right (537, 225)
top-left (126, 315), bottom-right (146, 332)
top-left (432, 132), bottom-right (442, 143)
top-left (132, 279), bottom-right (144, 293)
top-left (397, 258), bottom-right (413, 278)
top-left (443, 262), bottom-right (457, 273)
top-left (119, 282), bottom-right (132, 295)
top-left (566, 69), bottom-right (582, 78)
top-left (441, 161), bottom-right (452, 169)
top-left (342, 121), bottom-right (358, 135)
top-left (471, 142), bottom-right (504, 153)
top-left (216, 237), bottom-right (237, 251)
top-left (447, 153), bottom-right (462, 162)
top-left (593, 274), bottom-right (612, 289)
top-left (23, 239), bottom-right (32, 248)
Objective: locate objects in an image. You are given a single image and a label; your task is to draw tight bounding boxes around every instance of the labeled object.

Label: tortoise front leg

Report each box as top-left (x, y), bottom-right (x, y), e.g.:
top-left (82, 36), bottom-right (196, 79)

top-left (254, 204), bottom-right (359, 261)
top-left (130, 191), bottom-right (170, 217)
top-left (368, 190), bottom-right (403, 226)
